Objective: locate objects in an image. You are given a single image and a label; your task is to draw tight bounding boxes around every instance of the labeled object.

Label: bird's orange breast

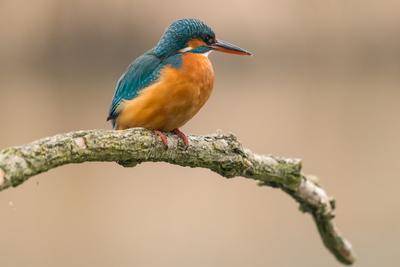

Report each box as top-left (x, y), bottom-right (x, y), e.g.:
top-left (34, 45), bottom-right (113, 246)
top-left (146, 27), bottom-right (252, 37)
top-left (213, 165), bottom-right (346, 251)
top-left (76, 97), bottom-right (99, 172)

top-left (117, 53), bottom-right (214, 131)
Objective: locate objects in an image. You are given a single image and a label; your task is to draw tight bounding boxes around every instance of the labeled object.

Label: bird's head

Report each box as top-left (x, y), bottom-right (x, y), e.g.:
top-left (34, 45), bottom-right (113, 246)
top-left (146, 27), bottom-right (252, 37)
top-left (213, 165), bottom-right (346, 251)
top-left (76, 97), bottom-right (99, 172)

top-left (154, 18), bottom-right (252, 58)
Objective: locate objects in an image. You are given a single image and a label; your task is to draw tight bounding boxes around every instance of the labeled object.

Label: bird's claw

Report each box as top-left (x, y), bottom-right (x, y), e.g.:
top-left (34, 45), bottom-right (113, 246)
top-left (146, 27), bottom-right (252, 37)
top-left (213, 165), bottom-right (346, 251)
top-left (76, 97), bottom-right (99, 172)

top-left (154, 129), bottom-right (189, 148)
top-left (172, 128), bottom-right (189, 146)
top-left (154, 130), bottom-right (168, 147)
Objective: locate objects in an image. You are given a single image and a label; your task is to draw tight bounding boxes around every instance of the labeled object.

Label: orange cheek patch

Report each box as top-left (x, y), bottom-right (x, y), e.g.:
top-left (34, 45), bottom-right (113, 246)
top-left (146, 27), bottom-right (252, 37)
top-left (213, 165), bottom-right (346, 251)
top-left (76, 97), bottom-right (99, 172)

top-left (187, 38), bottom-right (207, 49)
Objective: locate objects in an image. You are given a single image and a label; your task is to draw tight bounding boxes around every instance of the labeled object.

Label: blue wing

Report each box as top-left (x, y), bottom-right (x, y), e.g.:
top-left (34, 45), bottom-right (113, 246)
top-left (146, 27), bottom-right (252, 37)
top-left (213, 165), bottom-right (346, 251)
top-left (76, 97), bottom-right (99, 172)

top-left (107, 50), bottom-right (183, 128)
top-left (107, 51), bottom-right (163, 127)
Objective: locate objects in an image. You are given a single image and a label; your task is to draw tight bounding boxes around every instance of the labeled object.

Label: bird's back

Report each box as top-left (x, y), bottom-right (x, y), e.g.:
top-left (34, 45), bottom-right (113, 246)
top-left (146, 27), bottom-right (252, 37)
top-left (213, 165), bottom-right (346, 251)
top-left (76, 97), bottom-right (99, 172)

top-left (107, 50), bottom-right (163, 128)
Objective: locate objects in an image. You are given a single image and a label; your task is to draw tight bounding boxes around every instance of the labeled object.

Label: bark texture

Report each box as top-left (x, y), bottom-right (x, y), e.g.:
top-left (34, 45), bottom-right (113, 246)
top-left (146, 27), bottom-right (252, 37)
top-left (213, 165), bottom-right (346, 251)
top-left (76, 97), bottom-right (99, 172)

top-left (0, 128), bottom-right (355, 264)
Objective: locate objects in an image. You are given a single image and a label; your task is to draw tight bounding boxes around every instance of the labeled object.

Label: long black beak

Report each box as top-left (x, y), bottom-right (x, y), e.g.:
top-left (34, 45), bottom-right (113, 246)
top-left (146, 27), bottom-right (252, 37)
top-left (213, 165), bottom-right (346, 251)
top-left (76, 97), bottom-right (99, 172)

top-left (209, 39), bottom-right (252, 56)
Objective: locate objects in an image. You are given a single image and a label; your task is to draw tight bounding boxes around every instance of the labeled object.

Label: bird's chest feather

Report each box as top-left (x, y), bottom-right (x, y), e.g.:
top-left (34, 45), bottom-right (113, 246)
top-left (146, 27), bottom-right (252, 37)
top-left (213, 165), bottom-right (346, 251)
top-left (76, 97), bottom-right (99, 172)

top-left (117, 53), bottom-right (214, 131)
top-left (166, 53), bottom-right (214, 111)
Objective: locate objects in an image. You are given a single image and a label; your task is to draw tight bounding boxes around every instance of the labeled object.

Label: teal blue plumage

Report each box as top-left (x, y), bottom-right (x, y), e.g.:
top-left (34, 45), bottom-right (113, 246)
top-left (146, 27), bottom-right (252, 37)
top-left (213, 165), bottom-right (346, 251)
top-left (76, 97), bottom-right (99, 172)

top-left (107, 51), bottom-right (161, 128)
top-left (107, 19), bottom-right (216, 128)
top-left (107, 51), bottom-right (184, 128)
top-left (153, 19), bottom-right (214, 57)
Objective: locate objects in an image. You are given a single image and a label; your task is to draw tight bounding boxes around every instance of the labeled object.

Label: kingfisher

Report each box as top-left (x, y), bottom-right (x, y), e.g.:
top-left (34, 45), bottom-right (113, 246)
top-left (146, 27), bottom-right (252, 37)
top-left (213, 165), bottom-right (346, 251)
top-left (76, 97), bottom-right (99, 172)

top-left (107, 18), bottom-right (252, 146)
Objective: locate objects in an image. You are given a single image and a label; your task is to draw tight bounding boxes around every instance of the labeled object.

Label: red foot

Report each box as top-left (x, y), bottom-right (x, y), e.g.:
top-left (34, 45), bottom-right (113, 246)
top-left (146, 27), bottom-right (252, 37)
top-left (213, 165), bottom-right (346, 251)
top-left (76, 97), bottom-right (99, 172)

top-left (172, 128), bottom-right (189, 146)
top-left (154, 130), bottom-right (168, 147)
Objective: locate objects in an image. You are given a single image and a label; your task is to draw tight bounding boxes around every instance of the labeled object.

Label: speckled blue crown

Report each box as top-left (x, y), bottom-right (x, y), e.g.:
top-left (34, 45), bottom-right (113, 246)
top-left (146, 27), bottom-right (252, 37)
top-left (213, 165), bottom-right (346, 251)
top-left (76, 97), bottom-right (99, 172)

top-left (154, 19), bottom-right (215, 57)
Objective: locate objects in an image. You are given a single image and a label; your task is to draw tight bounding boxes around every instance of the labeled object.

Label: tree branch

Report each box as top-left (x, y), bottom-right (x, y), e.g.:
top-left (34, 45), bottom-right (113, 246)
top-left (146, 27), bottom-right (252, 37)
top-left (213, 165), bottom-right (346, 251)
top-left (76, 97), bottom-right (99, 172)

top-left (0, 128), bottom-right (355, 264)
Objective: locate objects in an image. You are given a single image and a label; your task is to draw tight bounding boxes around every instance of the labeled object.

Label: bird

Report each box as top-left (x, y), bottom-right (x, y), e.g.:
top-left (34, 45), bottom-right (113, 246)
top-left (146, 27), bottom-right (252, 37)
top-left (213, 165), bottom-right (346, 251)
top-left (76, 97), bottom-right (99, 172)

top-left (107, 18), bottom-right (252, 146)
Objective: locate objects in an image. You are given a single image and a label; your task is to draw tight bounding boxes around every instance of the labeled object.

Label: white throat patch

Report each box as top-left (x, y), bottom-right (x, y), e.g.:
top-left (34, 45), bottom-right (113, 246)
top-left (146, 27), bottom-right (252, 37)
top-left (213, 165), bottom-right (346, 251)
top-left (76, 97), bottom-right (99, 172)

top-left (201, 51), bottom-right (212, 58)
top-left (179, 47), bottom-right (193, 53)
top-left (179, 47), bottom-right (212, 58)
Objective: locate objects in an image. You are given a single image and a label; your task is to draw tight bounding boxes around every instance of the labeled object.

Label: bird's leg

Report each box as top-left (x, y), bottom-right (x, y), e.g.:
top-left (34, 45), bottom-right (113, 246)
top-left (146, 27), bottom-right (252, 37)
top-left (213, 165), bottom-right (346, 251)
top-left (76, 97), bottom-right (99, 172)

top-left (154, 130), bottom-right (168, 147)
top-left (172, 128), bottom-right (189, 146)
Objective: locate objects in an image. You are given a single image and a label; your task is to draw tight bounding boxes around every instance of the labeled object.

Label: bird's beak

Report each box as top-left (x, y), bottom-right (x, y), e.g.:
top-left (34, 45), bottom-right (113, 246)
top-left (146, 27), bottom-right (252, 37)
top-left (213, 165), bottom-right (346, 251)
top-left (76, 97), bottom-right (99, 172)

top-left (209, 39), bottom-right (252, 56)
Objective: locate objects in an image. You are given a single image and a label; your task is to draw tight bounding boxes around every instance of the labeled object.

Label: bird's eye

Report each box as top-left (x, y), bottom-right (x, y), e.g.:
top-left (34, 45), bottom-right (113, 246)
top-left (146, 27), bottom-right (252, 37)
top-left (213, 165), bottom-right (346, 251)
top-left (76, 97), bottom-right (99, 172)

top-left (203, 34), bottom-right (214, 44)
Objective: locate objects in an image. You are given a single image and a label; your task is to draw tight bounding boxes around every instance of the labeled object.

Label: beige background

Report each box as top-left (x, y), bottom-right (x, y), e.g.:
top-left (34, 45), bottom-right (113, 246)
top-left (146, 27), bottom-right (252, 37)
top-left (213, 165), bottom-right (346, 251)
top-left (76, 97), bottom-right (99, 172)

top-left (1, 1), bottom-right (399, 266)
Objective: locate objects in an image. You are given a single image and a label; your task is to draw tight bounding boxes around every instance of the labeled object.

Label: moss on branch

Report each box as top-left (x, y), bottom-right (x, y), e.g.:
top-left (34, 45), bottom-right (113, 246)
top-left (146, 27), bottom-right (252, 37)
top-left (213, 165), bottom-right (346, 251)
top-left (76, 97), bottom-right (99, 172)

top-left (0, 128), bottom-right (355, 265)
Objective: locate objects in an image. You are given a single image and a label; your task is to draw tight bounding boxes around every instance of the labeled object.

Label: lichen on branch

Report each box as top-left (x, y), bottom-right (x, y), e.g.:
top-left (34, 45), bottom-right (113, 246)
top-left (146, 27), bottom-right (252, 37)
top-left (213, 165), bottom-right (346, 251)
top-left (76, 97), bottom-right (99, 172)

top-left (0, 128), bottom-right (355, 265)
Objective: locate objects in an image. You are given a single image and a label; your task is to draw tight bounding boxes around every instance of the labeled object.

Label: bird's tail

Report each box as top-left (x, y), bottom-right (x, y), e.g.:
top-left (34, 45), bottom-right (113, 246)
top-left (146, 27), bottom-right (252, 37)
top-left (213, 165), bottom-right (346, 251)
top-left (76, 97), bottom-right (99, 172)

top-left (106, 116), bottom-right (117, 129)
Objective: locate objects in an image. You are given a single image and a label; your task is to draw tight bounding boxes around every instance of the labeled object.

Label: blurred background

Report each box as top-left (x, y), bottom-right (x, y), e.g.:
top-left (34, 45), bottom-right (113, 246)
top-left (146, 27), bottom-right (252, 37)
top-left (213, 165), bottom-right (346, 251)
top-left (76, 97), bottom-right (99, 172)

top-left (0, 0), bottom-right (399, 266)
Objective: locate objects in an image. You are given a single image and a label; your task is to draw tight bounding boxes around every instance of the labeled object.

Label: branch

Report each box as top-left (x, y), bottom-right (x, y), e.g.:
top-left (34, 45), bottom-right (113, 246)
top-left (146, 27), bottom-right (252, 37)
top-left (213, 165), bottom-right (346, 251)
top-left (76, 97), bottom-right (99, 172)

top-left (0, 128), bottom-right (355, 264)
